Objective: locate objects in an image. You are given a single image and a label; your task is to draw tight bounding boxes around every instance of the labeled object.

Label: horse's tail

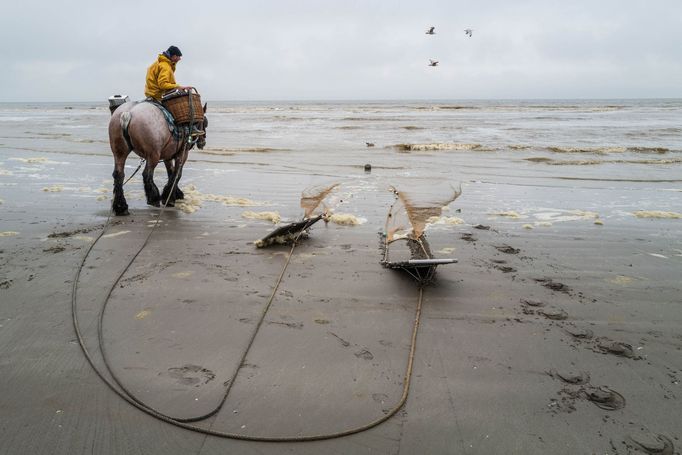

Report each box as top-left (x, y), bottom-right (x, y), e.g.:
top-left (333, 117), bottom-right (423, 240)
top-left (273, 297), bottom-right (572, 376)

top-left (119, 111), bottom-right (135, 152)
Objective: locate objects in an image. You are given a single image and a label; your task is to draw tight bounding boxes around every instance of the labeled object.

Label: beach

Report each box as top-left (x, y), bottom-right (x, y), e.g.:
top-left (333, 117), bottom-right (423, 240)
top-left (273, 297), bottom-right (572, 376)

top-left (0, 100), bottom-right (681, 454)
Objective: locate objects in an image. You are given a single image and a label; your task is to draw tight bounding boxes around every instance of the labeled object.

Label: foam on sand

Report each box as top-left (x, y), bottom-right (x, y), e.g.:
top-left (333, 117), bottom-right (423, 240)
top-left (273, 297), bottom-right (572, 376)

top-left (135, 310), bottom-right (151, 320)
top-left (0, 231), bottom-right (19, 237)
top-left (42, 185), bottom-right (64, 192)
top-left (241, 211), bottom-right (281, 224)
top-left (393, 143), bottom-right (484, 152)
top-left (328, 213), bottom-right (365, 226)
top-left (101, 230), bottom-right (131, 239)
top-left (175, 184), bottom-right (269, 214)
top-left (608, 275), bottom-right (635, 285)
top-left (631, 211), bottom-right (682, 219)
top-left (427, 216), bottom-right (465, 225)
top-left (534, 209), bottom-right (599, 223)
top-left (492, 210), bottom-right (525, 219)
top-left (13, 157), bottom-right (51, 164)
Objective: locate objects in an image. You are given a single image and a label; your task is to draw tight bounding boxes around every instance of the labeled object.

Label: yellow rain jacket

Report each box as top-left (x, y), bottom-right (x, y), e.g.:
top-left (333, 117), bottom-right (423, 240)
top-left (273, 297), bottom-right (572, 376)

top-left (144, 54), bottom-right (179, 100)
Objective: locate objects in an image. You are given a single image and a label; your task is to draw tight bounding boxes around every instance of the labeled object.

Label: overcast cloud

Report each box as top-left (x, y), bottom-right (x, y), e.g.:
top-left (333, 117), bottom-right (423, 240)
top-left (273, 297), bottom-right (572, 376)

top-left (2, 0), bottom-right (681, 101)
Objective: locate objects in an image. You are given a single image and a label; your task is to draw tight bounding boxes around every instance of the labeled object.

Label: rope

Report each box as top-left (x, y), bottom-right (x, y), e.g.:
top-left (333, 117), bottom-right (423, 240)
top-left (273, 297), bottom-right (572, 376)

top-left (72, 173), bottom-right (427, 442)
top-left (123, 159), bottom-right (145, 186)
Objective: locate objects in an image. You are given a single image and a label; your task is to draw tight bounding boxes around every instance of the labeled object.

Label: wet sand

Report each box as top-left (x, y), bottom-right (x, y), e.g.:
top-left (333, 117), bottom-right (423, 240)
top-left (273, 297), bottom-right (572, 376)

top-left (1, 141), bottom-right (681, 454)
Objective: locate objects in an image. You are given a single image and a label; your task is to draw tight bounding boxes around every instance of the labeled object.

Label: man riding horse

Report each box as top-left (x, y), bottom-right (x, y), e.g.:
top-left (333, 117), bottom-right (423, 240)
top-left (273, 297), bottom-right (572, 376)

top-left (107, 45), bottom-right (207, 216)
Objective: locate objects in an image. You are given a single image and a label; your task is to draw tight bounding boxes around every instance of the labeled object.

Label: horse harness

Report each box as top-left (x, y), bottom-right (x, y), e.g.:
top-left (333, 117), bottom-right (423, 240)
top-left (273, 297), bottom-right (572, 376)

top-left (120, 98), bottom-right (204, 162)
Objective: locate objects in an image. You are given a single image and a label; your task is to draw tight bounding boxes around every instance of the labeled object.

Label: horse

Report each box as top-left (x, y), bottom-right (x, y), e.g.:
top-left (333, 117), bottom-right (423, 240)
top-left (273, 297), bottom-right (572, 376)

top-left (108, 100), bottom-right (208, 216)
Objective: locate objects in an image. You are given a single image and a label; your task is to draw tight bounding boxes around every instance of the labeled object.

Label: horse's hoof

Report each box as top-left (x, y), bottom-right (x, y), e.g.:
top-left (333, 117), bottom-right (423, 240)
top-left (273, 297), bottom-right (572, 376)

top-left (165, 201), bottom-right (175, 208)
top-left (115, 209), bottom-right (130, 216)
top-left (148, 201), bottom-right (161, 208)
top-left (175, 189), bottom-right (185, 200)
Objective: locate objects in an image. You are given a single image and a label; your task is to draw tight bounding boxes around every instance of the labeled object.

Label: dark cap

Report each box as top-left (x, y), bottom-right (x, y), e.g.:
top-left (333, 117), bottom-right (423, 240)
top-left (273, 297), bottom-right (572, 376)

top-left (166, 45), bottom-right (182, 57)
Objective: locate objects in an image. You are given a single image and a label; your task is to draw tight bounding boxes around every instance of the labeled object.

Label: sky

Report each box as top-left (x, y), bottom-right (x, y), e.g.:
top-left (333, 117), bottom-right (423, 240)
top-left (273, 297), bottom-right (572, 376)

top-left (2, 0), bottom-right (681, 101)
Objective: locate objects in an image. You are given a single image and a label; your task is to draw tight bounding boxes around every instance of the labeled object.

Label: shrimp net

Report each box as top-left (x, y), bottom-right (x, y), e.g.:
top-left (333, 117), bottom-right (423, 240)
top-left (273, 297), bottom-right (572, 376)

top-left (385, 185), bottom-right (462, 243)
top-left (300, 183), bottom-right (341, 218)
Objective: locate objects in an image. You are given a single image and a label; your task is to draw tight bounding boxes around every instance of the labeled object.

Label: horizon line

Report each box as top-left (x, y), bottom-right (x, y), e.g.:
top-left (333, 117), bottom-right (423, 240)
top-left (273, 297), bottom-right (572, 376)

top-left (2, 97), bottom-right (682, 104)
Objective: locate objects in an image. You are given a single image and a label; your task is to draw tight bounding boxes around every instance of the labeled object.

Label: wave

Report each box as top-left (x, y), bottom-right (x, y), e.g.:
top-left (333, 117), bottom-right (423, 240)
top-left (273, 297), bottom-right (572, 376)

top-left (391, 142), bottom-right (486, 152)
top-left (524, 157), bottom-right (682, 166)
top-left (546, 146), bottom-right (671, 155)
top-left (199, 147), bottom-right (290, 155)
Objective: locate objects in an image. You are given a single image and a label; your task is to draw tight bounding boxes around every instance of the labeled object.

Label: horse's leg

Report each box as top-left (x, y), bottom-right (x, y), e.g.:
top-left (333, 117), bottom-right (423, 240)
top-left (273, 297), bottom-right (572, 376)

top-left (162, 150), bottom-right (188, 207)
top-left (142, 158), bottom-right (161, 207)
top-left (161, 159), bottom-right (184, 202)
top-left (112, 151), bottom-right (130, 216)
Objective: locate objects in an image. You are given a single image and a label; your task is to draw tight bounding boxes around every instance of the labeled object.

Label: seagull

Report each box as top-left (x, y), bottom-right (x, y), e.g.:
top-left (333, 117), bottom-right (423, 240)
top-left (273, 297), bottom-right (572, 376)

top-left (426, 26), bottom-right (435, 35)
top-left (464, 28), bottom-right (473, 37)
top-left (366, 142), bottom-right (375, 147)
top-left (428, 59), bottom-right (439, 67)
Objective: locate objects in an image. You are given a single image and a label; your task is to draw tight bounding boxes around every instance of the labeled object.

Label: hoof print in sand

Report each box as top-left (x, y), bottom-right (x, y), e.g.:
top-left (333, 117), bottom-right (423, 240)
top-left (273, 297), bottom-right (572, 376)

top-left (354, 349), bottom-right (374, 360)
top-left (564, 327), bottom-right (594, 340)
top-left (495, 245), bottom-right (520, 254)
top-left (625, 432), bottom-right (674, 455)
top-left (534, 278), bottom-right (571, 293)
top-left (167, 364), bottom-right (216, 387)
top-left (495, 264), bottom-right (516, 273)
top-left (548, 369), bottom-right (590, 385)
top-left (521, 298), bottom-right (546, 308)
top-left (598, 340), bottom-right (637, 359)
top-left (538, 308), bottom-right (568, 321)
top-left (580, 386), bottom-right (626, 411)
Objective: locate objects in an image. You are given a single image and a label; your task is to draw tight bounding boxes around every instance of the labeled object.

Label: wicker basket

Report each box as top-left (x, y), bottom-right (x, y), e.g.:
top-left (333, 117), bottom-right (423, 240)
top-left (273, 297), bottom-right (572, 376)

top-left (162, 90), bottom-right (204, 125)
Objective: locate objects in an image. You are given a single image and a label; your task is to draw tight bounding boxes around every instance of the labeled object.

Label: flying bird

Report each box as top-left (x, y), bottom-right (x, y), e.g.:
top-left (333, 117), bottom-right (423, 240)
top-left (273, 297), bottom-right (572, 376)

top-left (426, 26), bottom-right (435, 35)
top-left (464, 28), bottom-right (473, 37)
top-left (428, 59), bottom-right (439, 67)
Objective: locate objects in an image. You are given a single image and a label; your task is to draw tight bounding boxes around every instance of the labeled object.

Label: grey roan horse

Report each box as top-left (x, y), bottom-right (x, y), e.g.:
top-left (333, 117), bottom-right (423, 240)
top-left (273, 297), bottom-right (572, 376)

top-left (108, 101), bottom-right (207, 215)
